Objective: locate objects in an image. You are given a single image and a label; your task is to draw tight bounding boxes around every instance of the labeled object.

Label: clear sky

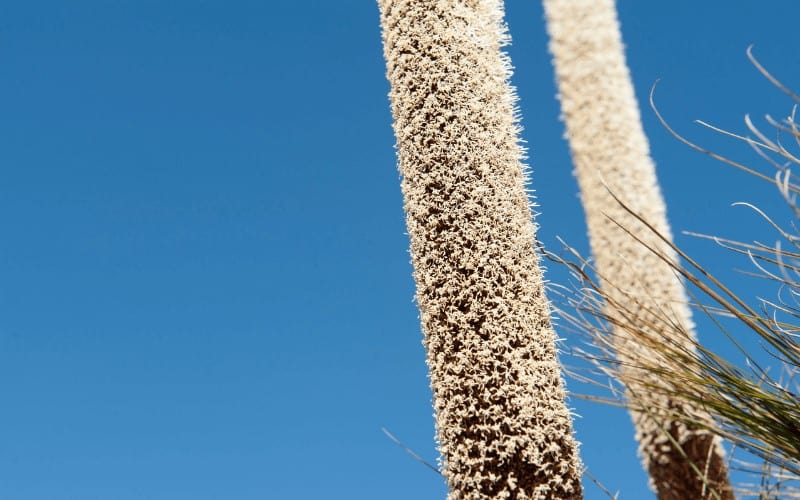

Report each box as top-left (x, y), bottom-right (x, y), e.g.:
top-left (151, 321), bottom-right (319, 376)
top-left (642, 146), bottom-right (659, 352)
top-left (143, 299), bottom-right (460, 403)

top-left (1, 1), bottom-right (799, 499)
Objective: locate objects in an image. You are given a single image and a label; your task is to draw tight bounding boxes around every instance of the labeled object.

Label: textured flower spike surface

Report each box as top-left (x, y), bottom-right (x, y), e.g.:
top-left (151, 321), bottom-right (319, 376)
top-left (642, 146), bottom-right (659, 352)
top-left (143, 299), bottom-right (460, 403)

top-left (378, 0), bottom-right (583, 498)
top-left (543, 0), bottom-right (733, 498)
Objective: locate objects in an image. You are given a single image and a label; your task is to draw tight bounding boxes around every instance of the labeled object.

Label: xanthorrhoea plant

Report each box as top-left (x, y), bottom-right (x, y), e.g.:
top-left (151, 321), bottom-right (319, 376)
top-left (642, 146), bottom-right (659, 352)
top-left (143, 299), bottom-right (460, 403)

top-left (378, 0), bottom-right (583, 497)
top-left (543, 0), bottom-right (732, 498)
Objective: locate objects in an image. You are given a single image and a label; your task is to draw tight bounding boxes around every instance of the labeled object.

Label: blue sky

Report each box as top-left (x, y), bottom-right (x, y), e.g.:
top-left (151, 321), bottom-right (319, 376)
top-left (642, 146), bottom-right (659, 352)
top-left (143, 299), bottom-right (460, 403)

top-left (0, 1), bottom-right (798, 498)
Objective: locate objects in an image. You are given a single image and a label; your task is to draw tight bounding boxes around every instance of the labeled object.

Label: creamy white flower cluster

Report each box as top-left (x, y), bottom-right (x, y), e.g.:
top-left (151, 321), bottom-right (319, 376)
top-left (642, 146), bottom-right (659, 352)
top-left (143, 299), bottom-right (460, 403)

top-left (543, 1), bottom-right (731, 498)
top-left (379, 0), bottom-right (583, 498)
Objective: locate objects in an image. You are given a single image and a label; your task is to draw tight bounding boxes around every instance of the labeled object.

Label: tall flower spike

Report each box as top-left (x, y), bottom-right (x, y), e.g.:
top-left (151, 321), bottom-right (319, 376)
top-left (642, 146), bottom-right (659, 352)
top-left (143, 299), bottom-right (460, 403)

top-left (543, 0), bottom-right (733, 498)
top-left (378, 0), bottom-right (583, 497)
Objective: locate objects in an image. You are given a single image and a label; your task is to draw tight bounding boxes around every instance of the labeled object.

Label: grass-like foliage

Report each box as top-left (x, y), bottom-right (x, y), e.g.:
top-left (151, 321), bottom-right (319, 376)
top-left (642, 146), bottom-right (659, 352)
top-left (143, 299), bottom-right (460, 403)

top-left (548, 47), bottom-right (800, 498)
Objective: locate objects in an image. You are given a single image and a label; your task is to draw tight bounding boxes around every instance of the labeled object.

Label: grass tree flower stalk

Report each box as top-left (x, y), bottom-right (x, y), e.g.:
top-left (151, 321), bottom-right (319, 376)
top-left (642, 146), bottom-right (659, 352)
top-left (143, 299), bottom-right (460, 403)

top-left (542, 0), bottom-right (732, 498)
top-left (378, 0), bottom-right (583, 497)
